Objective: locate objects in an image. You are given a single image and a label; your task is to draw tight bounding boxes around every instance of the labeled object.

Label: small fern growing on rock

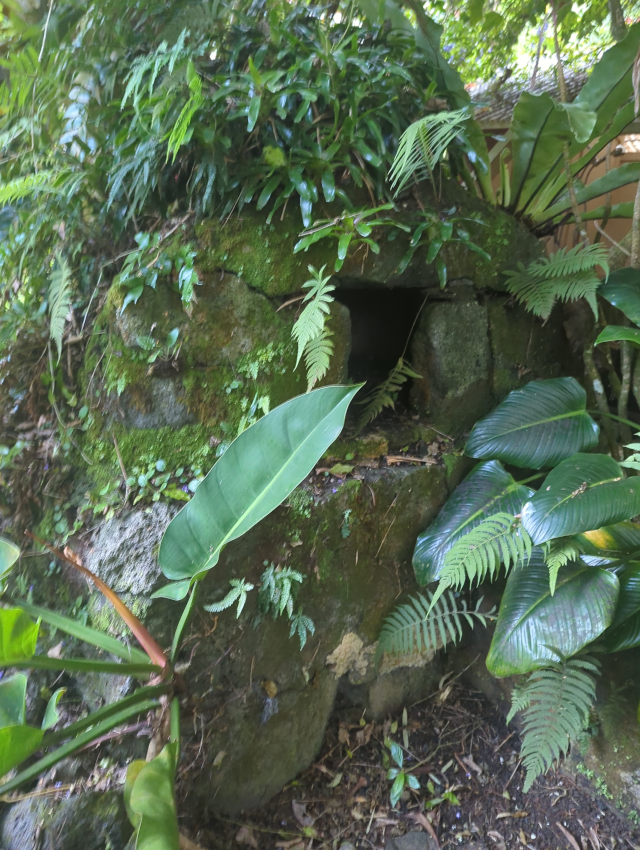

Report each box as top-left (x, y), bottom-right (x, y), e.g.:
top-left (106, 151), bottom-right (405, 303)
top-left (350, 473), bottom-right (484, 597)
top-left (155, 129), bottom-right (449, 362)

top-left (291, 265), bottom-right (335, 391)
top-left (508, 655), bottom-right (600, 792)
top-left (377, 589), bottom-right (492, 662)
top-left (504, 244), bottom-right (609, 320)
top-left (357, 358), bottom-right (421, 431)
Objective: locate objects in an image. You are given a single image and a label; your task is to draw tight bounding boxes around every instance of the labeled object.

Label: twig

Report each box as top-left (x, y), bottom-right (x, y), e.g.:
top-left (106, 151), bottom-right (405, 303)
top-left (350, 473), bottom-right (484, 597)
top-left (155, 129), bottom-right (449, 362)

top-left (503, 757), bottom-right (522, 793)
top-left (593, 221), bottom-right (630, 255)
top-left (375, 516), bottom-right (396, 558)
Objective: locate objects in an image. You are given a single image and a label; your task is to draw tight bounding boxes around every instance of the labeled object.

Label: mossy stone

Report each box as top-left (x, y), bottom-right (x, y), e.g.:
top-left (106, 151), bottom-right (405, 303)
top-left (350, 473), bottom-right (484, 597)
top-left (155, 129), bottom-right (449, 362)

top-left (1, 790), bottom-right (132, 850)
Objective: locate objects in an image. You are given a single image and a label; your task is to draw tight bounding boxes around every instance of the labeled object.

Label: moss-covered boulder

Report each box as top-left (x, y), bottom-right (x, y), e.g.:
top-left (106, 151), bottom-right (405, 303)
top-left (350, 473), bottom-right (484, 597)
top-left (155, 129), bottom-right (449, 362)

top-left (410, 281), bottom-right (576, 434)
top-left (195, 184), bottom-right (542, 296)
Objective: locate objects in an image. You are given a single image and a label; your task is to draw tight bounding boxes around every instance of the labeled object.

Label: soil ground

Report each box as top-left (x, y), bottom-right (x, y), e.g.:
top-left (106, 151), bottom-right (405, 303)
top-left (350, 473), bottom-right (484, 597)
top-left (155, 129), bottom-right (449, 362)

top-left (196, 678), bottom-right (640, 850)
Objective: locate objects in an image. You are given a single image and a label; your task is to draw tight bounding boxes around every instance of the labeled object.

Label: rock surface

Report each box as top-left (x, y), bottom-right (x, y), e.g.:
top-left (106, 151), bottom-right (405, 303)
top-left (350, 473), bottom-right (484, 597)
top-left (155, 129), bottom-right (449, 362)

top-left (0, 790), bottom-right (132, 850)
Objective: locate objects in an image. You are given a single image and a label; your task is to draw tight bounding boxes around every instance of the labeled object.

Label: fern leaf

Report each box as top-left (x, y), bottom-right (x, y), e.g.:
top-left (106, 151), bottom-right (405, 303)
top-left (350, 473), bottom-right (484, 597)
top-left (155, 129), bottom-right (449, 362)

top-left (542, 537), bottom-right (583, 595)
top-left (304, 326), bottom-right (334, 391)
top-left (357, 358), bottom-right (421, 431)
top-left (292, 265), bottom-right (335, 366)
top-left (48, 254), bottom-right (73, 363)
top-left (508, 656), bottom-right (600, 792)
top-left (166, 74), bottom-right (203, 163)
top-left (377, 589), bottom-right (493, 662)
top-left (389, 108), bottom-right (469, 194)
top-left (429, 513), bottom-right (531, 612)
top-left (505, 244), bottom-right (609, 320)
top-left (0, 171), bottom-right (58, 205)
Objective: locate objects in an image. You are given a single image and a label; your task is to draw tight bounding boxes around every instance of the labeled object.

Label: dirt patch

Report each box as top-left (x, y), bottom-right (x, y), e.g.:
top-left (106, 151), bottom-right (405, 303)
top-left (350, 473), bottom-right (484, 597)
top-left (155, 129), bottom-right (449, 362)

top-left (189, 678), bottom-right (640, 850)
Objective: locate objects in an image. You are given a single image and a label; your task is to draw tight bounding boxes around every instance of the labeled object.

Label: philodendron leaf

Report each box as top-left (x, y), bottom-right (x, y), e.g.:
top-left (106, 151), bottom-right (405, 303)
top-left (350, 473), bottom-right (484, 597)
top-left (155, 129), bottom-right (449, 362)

top-left (0, 673), bottom-right (27, 727)
top-left (521, 454), bottom-right (640, 545)
top-left (578, 521), bottom-right (640, 560)
top-left (0, 726), bottom-right (43, 777)
top-left (0, 674), bottom-right (43, 777)
top-left (598, 268), bottom-right (640, 325)
top-left (486, 549), bottom-right (619, 677)
top-left (595, 326), bottom-right (640, 347)
top-left (42, 688), bottom-right (65, 731)
top-left (601, 562), bottom-right (640, 652)
top-left (0, 536), bottom-right (19, 585)
top-left (0, 608), bottom-right (38, 665)
top-left (125, 742), bottom-right (180, 850)
top-left (159, 385), bottom-right (360, 582)
top-left (465, 378), bottom-right (599, 469)
top-left (412, 460), bottom-right (534, 585)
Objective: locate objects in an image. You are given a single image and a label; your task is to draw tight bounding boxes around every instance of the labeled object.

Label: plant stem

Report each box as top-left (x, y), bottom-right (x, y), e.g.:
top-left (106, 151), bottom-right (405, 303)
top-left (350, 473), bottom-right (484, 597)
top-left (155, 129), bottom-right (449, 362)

top-left (6, 657), bottom-right (160, 676)
top-left (0, 700), bottom-right (159, 798)
top-left (584, 345), bottom-right (621, 457)
top-left (608, 0), bottom-right (628, 42)
top-left (587, 409), bottom-right (639, 432)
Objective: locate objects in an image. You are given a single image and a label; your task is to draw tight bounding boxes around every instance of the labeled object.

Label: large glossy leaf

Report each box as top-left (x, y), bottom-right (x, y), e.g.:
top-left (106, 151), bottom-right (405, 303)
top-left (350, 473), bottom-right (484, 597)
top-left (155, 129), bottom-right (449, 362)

top-left (508, 93), bottom-right (595, 215)
top-left (0, 674), bottom-right (43, 777)
top-left (0, 608), bottom-right (38, 664)
top-left (412, 461), bottom-right (534, 585)
top-left (573, 22), bottom-right (640, 141)
top-left (578, 521), bottom-right (640, 560)
top-left (598, 561), bottom-right (640, 652)
top-left (543, 162), bottom-right (640, 222)
top-left (125, 742), bottom-right (180, 850)
top-left (486, 550), bottom-right (619, 677)
top-left (159, 385), bottom-right (360, 582)
top-left (597, 268), bottom-right (640, 326)
top-left (521, 454), bottom-right (640, 544)
top-left (465, 378), bottom-right (599, 469)
top-left (0, 673), bottom-right (27, 727)
top-left (0, 536), bottom-right (19, 580)
top-left (595, 326), bottom-right (640, 347)
top-left (0, 725), bottom-right (43, 777)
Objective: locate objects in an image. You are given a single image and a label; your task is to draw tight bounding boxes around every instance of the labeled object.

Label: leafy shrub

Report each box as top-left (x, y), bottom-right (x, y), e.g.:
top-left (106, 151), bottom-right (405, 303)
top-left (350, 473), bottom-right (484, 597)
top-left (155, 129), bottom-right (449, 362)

top-left (381, 375), bottom-right (640, 791)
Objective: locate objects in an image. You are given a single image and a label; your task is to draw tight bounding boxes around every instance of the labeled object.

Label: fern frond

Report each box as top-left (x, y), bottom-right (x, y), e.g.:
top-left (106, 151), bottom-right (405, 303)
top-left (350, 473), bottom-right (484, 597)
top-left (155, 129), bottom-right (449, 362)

top-left (542, 537), bottom-right (583, 595)
top-left (203, 578), bottom-right (254, 617)
top-left (357, 358), bottom-right (421, 430)
top-left (508, 656), bottom-right (600, 792)
top-left (304, 326), bottom-right (334, 391)
top-left (435, 513), bottom-right (531, 600)
top-left (505, 244), bottom-right (608, 320)
top-left (48, 254), bottom-right (73, 362)
top-left (166, 73), bottom-right (203, 162)
top-left (292, 265), bottom-right (335, 366)
top-left (388, 108), bottom-right (469, 194)
top-left (377, 589), bottom-right (492, 661)
top-left (0, 171), bottom-right (58, 205)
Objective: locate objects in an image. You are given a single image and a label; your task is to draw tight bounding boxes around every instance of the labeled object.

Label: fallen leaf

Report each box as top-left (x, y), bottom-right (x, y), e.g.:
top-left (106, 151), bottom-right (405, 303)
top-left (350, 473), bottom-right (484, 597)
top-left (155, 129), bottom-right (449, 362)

top-left (235, 827), bottom-right (258, 849)
top-left (437, 684), bottom-right (452, 704)
top-left (555, 822), bottom-right (581, 850)
top-left (292, 801), bottom-right (314, 828)
top-left (212, 750), bottom-right (227, 768)
top-left (261, 679), bottom-right (278, 698)
top-left (351, 807), bottom-right (364, 821)
top-left (519, 830), bottom-right (527, 846)
top-left (327, 772), bottom-right (343, 788)
top-left (487, 831), bottom-right (507, 850)
top-left (496, 811), bottom-right (528, 819)
top-left (338, 723), bottom-right (350, 745)
top-left (345, 776), bottom-right (368, 800)
top-left (330, 463), bottom-right (354, 475)
top-left (405, 810), bottom-right (440, 848)
top-left (356, 723), bottom-right (374, 747)
top-left (47, 642), bottom-right (64, 659)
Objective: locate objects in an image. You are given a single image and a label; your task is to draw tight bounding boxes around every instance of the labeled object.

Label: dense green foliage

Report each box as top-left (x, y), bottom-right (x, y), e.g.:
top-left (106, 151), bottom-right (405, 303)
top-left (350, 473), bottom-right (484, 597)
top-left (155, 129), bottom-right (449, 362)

top-left (382, 377), bottom-right (640, 791)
